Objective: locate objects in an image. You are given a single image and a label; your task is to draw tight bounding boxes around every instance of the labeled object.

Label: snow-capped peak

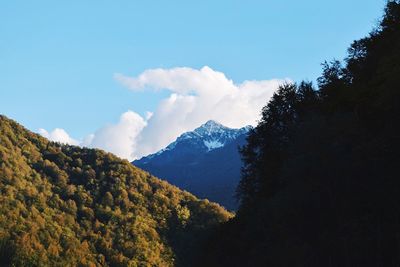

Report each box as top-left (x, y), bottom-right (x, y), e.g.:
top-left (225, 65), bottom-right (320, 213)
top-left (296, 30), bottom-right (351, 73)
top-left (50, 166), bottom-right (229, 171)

top-left (135, 120), bottom-right (252, 163)
top-left (177, 120), bottom-right (250, 152)
top-left (200, 120), bottom-right (225, 129)
top-left (192, 120), bottom-right (226, 135)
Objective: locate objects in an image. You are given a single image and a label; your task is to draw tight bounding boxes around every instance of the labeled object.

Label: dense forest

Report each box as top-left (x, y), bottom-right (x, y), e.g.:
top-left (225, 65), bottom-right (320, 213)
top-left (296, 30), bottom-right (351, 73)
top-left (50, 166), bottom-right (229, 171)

top-left (0, 115), bottom-right (231, 266)
top-left (199, 1), bottom-right (400, 266)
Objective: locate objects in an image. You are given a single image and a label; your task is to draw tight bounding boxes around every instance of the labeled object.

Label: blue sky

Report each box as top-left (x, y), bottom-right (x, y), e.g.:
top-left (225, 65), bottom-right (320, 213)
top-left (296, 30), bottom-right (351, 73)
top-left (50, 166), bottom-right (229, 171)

top-left (0, 1), bottom-right (385, 159)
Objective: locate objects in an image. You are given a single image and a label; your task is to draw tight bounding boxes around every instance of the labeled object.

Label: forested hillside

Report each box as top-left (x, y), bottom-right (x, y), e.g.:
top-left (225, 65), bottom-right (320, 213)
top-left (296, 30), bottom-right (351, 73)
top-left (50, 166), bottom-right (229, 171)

top-left (199, 1), bottom-right (400, 266)
top-left (0, 115), bottom-right (231, 266)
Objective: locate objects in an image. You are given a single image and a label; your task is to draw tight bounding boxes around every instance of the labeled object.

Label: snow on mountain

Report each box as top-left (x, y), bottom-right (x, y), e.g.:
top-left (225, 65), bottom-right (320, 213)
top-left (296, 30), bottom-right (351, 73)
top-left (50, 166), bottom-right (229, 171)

top-left (153, 120), bottom-right (250, 156)
top-left (204, 140), bottom-right (224, 150)
top-left (136, 120), bottom-right (250, 164)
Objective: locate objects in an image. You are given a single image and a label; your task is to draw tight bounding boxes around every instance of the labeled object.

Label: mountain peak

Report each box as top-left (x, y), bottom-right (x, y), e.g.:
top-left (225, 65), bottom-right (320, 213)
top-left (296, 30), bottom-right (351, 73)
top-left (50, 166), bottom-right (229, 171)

top-left (202, 120), bottom-right (223, 128)
top-left (133, 119), bottom-right (251, 210)
top-left (194, 120), bottom-right (228, 135)
top-left (135, 120), bottom-right (251, 163)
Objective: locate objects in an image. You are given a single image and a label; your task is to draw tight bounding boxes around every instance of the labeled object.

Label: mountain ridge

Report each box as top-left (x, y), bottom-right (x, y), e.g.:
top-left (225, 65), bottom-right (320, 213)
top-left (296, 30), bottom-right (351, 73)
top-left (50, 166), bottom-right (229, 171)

top-left (134, 120), bottom-right (251, 210)
top-left (138, 120), bottom-right (250, 164)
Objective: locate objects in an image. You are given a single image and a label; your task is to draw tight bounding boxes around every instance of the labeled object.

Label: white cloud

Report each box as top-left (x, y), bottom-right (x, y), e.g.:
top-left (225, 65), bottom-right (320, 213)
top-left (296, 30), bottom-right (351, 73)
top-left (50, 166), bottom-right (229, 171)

top-left (38, 128), bottom-right (79, 146)
top-left (38, 111), bottom-right (146, 160)
top-left (39, 66), bottom-right (288, 161)
top-left (115, 66), bottom-right (289, 159)
top-left (87, 111), bottom-right (146, 160)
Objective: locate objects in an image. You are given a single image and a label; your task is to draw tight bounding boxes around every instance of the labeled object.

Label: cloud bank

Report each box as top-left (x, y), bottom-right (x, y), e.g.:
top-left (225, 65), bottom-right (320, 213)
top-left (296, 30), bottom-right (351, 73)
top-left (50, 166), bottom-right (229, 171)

top-left (40, 66), bottom-right (288, 161)
top-left (86, 111), bottom-right (147, 160)
top-left (38, 128), bottom-right (79, 146)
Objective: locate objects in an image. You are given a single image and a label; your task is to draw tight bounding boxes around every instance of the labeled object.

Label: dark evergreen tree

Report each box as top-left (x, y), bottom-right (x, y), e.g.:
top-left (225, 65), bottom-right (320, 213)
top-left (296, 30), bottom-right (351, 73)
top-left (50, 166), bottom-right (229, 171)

top-left (199, 1), bottom-right (400, 266)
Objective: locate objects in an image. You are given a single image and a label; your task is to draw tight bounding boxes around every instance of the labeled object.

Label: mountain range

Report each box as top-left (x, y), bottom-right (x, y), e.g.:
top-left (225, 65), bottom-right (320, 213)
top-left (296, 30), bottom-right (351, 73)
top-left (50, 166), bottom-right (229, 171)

top-left (133, 120), bottom-right (251, 210)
